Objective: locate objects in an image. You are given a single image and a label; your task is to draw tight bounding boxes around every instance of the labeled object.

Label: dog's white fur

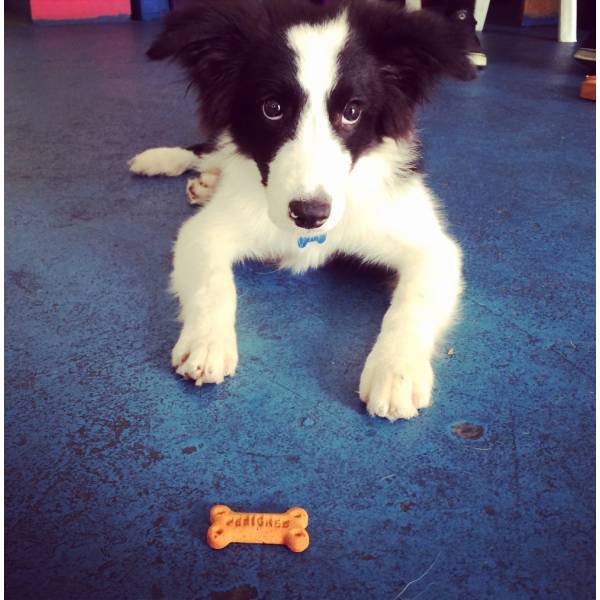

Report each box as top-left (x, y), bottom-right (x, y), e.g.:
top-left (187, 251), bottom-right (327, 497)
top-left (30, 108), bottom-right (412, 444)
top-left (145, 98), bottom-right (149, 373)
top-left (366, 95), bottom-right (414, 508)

top-left (129, 13), bottom-right (463, 421)
top-left (127, 146), bottom-right (203, 177)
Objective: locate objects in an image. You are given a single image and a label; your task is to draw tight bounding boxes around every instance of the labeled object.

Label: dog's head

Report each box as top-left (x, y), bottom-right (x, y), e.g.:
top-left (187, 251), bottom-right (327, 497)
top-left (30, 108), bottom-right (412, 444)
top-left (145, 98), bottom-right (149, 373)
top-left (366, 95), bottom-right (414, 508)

top-left (148, 0), bottom-right (475, 233)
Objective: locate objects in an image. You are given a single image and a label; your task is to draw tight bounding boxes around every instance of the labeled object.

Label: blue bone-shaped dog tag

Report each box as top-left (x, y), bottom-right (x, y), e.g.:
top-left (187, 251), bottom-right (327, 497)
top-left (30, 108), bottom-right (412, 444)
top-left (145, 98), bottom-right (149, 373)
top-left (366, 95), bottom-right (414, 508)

top-left (297, 234), bottom-right (327, 249)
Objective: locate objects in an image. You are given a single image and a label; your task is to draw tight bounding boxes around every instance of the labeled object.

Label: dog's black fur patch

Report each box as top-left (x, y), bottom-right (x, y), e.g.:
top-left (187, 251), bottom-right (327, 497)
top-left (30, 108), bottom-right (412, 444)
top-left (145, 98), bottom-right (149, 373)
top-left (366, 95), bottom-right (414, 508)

top-left (350, 4), bottom-right (476, 139)
top-left (229, 36), bottom-right (306, 185)
top-left (147, 0), bottom-right (266, 135)
top-left (187, 140), bottom-right (217, 157)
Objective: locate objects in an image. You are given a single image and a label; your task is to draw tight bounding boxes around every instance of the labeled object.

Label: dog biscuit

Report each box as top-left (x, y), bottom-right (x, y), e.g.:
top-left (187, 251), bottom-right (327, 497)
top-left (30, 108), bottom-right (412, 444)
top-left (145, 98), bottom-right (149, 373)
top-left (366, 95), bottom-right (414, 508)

top-left (207, 505), bottom-right (309, 552)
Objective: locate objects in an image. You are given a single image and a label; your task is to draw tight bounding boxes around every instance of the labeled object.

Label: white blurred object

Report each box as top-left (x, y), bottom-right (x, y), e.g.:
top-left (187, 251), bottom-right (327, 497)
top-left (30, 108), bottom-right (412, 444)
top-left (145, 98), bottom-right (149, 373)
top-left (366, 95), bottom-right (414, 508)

top-left (404, 0), bottom-right (421, 11)
top-left (559, 0), bottom-right (577, 43)
top-left (474, 0), bottom-right (490, 31)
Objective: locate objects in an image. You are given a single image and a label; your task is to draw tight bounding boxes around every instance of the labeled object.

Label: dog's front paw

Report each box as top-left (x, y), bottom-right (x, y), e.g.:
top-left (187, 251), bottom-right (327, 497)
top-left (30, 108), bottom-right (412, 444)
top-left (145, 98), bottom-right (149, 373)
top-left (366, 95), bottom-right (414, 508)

top-left (171, 328), bottom-right (238, 386)
top-left (186, 169), bottom-right (221, 206)
top-left (359, 346), bottom-right (433, 421)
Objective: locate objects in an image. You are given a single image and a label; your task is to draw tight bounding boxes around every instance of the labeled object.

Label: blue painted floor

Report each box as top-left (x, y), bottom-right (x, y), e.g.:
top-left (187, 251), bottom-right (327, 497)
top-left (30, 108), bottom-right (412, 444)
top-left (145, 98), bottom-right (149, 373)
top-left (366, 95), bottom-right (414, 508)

top-left (5, 18), bottom-right (595, 600)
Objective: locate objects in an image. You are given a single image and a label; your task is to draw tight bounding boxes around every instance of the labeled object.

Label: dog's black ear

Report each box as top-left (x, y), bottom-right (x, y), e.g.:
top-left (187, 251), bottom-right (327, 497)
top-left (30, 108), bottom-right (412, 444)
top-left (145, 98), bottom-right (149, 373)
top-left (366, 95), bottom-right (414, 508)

top-left (355, 6), bottom-right (476, 138)
top-left (147, 0), bottom-right (264, 134)
top-left (364, 8), bottom-right (476, 102)
top-left (362, 5), bottom-right (476, 97)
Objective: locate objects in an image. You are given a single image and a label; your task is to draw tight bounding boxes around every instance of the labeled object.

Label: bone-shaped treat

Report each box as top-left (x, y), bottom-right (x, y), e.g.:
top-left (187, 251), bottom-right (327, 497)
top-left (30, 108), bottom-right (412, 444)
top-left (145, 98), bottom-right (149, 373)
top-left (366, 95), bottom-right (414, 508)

top-left (207, 505), bottom-right (310, 552)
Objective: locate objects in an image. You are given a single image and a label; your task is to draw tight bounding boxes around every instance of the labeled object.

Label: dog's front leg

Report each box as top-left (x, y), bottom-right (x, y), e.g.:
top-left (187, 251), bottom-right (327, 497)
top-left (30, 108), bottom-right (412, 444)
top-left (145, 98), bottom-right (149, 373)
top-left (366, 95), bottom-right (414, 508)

top-left (359, 235), bottom-right (462, 420)
top-left (170, 210), bottom-right (242, 386)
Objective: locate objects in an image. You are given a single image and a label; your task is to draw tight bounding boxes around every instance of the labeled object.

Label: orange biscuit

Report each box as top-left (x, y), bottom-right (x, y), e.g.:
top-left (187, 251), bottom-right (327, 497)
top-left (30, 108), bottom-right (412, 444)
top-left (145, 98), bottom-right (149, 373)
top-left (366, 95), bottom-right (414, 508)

top-left (207, 505), bottom-right (310, 552)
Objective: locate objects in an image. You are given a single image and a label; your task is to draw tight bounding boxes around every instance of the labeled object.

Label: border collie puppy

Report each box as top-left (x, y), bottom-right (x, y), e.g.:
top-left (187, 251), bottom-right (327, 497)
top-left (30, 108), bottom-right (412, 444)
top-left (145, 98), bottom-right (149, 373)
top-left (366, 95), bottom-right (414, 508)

top-left (129, 0), bottom-right (475, 421)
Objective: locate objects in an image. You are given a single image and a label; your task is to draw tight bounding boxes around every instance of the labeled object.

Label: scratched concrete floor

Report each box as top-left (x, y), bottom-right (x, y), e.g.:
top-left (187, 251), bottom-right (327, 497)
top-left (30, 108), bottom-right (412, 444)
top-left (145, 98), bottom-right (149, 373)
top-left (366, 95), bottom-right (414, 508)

top-left (5, 17), bottom-right (595, 600)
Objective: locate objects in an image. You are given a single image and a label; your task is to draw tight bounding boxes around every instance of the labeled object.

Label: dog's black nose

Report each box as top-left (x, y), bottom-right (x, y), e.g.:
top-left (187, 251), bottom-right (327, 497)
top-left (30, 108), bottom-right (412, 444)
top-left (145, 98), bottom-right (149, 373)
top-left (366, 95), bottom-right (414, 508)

top-left (288, 199), bottom-right (331, 229)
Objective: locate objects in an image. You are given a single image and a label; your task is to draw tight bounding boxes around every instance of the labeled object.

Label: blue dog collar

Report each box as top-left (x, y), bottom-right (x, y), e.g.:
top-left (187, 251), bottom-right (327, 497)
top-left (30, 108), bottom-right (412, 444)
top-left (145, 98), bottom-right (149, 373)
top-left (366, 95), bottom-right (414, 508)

top-left (297, 234), bottom-right (327, 249)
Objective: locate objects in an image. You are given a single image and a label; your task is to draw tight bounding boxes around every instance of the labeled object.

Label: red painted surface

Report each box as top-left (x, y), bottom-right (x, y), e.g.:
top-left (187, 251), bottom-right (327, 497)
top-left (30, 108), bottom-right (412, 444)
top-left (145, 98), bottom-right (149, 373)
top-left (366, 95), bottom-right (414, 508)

top-left (30, 0), bottom-right (131, 21)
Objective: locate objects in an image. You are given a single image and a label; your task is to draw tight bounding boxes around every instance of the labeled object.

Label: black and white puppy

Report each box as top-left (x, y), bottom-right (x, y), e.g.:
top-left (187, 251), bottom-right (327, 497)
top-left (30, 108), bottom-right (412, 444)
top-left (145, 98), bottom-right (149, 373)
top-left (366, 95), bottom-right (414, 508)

top-left (129, 0), bottom-right (475, 421)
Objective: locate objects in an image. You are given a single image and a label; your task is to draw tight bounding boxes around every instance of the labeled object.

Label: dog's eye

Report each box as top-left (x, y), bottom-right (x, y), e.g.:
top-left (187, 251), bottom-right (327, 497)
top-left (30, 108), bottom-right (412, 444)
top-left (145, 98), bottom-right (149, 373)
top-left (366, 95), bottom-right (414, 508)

top-left (262, 99), bottom-right (283, 121)
top-left (341, 102), bottom-right (362, 126)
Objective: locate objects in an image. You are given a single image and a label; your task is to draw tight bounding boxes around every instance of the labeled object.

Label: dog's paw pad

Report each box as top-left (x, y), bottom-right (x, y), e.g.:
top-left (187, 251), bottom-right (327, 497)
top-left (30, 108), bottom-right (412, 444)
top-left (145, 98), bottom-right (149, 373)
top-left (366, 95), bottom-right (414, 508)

top-left (186, 169), bottom-right (221, 205)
